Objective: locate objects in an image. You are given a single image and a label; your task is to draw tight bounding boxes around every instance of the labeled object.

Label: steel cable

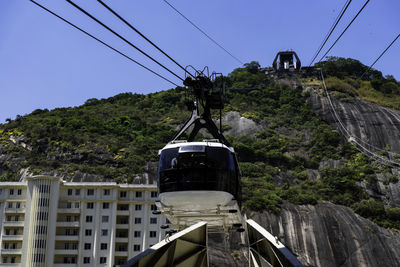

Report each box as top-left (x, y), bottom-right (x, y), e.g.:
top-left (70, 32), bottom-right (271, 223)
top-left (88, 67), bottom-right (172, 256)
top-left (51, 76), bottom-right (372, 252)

top-left (66, 0), bottom-right (184, 81)
top-left (30, 0), bottom-right (180, 87)
top-left (97, 0), bottom-right (195, 78)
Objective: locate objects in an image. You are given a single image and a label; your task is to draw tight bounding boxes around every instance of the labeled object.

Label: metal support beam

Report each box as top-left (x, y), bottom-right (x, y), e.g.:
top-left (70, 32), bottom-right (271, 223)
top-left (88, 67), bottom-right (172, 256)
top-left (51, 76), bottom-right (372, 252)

top-left (246, 219), bottom-right (303, 267)
top-left (123, 222), bottom-right (208, 267)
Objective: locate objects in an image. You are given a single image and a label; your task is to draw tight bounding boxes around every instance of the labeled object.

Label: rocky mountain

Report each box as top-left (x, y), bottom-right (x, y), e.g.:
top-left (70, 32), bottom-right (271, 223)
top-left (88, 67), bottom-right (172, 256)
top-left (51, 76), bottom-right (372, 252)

top-left (253, 202), bottom-right (400, 267)
top-left (1, 58), bottom-right (400, 266)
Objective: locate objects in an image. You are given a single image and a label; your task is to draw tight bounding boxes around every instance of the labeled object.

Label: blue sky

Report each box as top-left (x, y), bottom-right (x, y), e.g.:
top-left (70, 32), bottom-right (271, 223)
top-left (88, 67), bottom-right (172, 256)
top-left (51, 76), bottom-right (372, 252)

top-left (0, 0), bottom-right (399, 123)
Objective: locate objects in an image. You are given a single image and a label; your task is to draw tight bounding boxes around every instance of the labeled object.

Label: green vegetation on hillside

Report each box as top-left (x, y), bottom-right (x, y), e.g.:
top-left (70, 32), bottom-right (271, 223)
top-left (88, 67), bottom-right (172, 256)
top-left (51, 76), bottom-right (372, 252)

top-left (1, 59), bottom-right (399, 229)
top-left (315, 57), bottom-right (400, 110)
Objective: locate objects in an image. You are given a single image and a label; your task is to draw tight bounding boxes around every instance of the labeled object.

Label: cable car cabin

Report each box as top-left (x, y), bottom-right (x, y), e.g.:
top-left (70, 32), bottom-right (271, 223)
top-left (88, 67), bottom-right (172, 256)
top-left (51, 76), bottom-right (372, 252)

top-left (272, 51), bottom-right (301, 72)
top-left (156, 141), bottom-right (243, 232)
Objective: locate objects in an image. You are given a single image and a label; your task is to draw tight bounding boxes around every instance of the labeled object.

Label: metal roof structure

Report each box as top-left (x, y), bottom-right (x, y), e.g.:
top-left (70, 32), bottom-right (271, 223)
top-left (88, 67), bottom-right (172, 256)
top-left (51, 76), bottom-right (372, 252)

top-left (247, 219), bottom-right (303, 267)
top-left (123, 221), bottom-right (208, 267)
top-left (124, 219), bottom-right (303, 267)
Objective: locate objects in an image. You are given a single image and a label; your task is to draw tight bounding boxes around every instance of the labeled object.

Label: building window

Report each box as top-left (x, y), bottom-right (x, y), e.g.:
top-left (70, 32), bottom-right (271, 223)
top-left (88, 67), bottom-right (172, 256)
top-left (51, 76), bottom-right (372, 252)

top-left (84, 243), bottom-right (91, 250)
top-left (3, 257), bottom-right (7, 263)
top-left (134, 217), bottom-right (141, 224)
top-left (135, 204), bottom-right (142, 211)
top-left (150, 231), bottom-right (157, 238)
top-left (17, 189), bottom-right (22, 195)
top-left (104, 189), bottom-right (110, 196)
top-left (86, 202), bottom-right (94, 209)
top-left (34, 239), bottom-right (46, 248)
top-left (85, 229), bottom-right (92, 236)
top-left (83, 257), bottom-right (90, 264)
top-left (86, 216), bottom-right (93, 223)
top-left (16, 202), bottom-right (20, 209)
top-left (39, 185), bottom-right (50, 193)
top-left (151, 191), bottom-right (157, 198)
top-left (11, 257), bottom-right (16, 263)
top-left (67, 189), bottom-right (72, 195)
top-left (100, 243), bottom-right (107, 250)
top-left (135, 191), bottom-right (142, 198)
top-left (9, 189), bottom-right (14, 195)
top-left (103, 202), bottom-right (109, 209)
top-left (100, 257), bottom-right (107, 264)
top-left (120, 191), bottom-right (127, 198)
top-left (66, 202), bottom-right (72, 208)
top-left (134, 231), bottom-right (141, 238)
top-left (102, 216), bottom-right (109, 223)
top-left (8, 202), bottom-right (12, 208)
top-left (36, 211), bottom-right (48, 221)
top-left (0, 189), bottom-right (2, 195)
top-left (133, 244), bottom-right (140, 251)
top-left (35, 225), bottom-right (47, 235)
top-left (101, 229), bottom-right (108, 236)
top-left (87, 189), bottom-right (94, 196)
top-left (74, 202), bottom-right (79, 208)
top-left (150, 217), bottom-right (157, 224)
top-left (75, 189), bottom-right (80, 196)
top-left (39, 198), bottom-right (49, 207)
top-left (151, 204), bottom-right (157, 211)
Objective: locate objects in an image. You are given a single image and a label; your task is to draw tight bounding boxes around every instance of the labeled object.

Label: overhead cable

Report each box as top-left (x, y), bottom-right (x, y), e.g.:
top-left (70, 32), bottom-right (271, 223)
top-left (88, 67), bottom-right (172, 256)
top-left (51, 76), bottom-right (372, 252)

top-left (318, 0), bottom-right (370, 63)
top-left (163, 0), bottom-right (244, 65)
top-left (309, 0), bottom-right (352, 66)
top-left (66, 0), bottom-right (184, 81)
top-left (29, 0), bottom-right (179, 87)
top-left (97, 0), bottom-right (194, 78)
top-left (359, 33), bottom-right (400, 80)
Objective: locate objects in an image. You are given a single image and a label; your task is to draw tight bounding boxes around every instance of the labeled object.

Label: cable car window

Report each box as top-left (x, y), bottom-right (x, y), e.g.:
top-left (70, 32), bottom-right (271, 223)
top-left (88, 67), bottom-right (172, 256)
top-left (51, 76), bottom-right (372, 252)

top-left (178, 145), bottom-right (205, 153)
top-left (159, 148), bottom-right (178, 170)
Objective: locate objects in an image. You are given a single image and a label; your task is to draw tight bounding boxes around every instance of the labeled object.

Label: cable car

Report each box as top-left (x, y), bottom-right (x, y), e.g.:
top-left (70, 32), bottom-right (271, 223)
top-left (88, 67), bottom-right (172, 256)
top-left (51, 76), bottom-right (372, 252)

top-left (272, 50), bottom-right (301, 72)
top-left (156, 73), bottom-right (243, 232)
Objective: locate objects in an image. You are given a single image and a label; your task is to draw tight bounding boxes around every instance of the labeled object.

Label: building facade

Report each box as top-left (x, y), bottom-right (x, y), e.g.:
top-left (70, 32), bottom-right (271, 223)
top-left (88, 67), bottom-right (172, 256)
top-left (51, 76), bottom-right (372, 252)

top-left (0, 175), bottom-right (165, 267)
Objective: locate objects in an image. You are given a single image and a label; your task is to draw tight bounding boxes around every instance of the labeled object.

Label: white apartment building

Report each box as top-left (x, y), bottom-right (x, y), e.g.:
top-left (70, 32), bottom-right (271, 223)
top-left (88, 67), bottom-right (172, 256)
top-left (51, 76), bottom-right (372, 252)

top-left (0, 175), bottom-right (166, 267)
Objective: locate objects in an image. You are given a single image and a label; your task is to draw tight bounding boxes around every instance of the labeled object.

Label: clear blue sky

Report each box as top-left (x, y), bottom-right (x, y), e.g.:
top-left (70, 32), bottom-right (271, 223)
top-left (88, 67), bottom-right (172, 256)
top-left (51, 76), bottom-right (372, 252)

top-left (1, 0), bottom-right (399, 123)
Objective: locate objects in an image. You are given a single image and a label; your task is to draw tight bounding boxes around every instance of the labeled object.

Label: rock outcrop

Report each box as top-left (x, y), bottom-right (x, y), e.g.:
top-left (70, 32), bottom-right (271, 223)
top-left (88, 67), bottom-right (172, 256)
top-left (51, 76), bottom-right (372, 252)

top-left (309, 89), bottom-right (400, 154)
top-left (308, 89), bottom-right (400, 207)
top-left (251, 202), bottom-right (400, 267)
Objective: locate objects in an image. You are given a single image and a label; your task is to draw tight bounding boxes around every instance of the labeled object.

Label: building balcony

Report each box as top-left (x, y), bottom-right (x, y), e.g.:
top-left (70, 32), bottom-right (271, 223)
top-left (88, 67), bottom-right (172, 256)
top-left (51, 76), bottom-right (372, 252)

top-left (4, 208), bottom-right (25, 214)
top-left (116, 210), bottom-right (129, 216)
top-left (53, 264), bottom-right (77, 267)
top-left (116, 224), bottom-right (129, 229)
top-left (114, 251), bottom-right (128, 257)
top-left (57, 208), bottom-right (80, 214)
top-left (3, 221), bottom-right (24, 227)
top-left (54, 249), bottom-right (78, 255)
top-left (2, 236), bottom-right (23, 241)
top-left (0, 263), bottom-right (21, 267)
top-left (1, 249), bottom-right (22, 255)
top-left (56, 221), bottom-right (79, 227)
top-left (115, 237), bottom-right (129, 243)
top-left (55, 235), bottom-right (79, 241)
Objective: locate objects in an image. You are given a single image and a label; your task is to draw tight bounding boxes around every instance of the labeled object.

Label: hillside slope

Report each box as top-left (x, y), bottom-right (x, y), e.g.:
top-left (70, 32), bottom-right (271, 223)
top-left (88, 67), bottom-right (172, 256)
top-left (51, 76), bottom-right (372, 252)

top-left (1, 59), bottom-right (400, 266)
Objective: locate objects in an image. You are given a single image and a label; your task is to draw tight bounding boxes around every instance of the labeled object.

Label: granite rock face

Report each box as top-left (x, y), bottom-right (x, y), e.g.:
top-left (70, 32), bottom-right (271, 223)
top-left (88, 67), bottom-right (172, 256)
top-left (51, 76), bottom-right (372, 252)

top-left (251, 202), bottom-right (400, 267)
top-left (221, 111), bottom-right (263, 137)
top-left (308, 89), bottom-right (400, 154)
top-left (308, 90), bottom-right (400, 207)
